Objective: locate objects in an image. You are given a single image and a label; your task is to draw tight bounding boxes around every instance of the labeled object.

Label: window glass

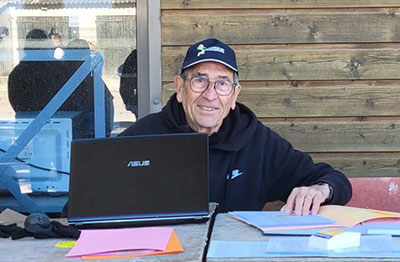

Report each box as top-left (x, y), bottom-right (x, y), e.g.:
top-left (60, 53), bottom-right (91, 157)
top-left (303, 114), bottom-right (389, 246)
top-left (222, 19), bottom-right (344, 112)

top-left (0, 0), bottom-right (137, 215)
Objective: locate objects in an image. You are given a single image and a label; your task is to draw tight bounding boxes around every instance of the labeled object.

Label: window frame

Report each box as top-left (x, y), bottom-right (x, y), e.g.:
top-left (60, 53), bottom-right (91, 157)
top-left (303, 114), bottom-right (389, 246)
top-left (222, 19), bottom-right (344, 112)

top-left (0, 0), bottom-right (160, 214)
top-left (136, 0), bottom-right (162, 119)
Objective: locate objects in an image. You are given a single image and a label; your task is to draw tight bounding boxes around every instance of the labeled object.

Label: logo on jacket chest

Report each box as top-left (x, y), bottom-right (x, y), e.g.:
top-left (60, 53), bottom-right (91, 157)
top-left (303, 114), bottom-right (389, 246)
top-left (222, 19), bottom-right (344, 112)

top-left (227, 169), bottom-right (244, 180)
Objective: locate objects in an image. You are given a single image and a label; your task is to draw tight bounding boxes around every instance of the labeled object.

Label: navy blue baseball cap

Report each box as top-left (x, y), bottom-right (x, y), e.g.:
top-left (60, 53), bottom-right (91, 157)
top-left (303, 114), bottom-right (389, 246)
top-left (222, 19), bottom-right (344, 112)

top-left (181, 38), bottom-right (238, 73)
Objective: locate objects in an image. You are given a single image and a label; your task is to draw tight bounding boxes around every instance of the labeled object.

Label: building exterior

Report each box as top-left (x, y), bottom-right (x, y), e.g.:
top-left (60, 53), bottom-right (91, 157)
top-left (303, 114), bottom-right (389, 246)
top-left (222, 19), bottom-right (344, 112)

top-left (1, 0), bottom-right (400, 213)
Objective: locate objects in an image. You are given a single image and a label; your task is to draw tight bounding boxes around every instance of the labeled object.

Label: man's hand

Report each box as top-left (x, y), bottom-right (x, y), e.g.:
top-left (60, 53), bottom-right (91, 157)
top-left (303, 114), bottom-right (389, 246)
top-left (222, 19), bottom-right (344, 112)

top-left (280, 183), bottom-right (331, 216)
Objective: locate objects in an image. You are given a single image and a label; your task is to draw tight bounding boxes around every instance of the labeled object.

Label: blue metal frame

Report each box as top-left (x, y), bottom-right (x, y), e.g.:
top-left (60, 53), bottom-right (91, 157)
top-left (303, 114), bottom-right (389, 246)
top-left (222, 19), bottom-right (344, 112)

top-left (0, 49), bottom-right (106, 214)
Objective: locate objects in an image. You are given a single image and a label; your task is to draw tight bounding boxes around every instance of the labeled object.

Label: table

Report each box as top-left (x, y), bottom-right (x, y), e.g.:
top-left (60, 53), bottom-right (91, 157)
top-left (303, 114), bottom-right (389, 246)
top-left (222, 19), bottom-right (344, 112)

top-left (0, 219), bottom-right (211, 262)
top-left (4, 212), bottom-right (400, 262)
top-left (207, 213), bottom-right (400, 262)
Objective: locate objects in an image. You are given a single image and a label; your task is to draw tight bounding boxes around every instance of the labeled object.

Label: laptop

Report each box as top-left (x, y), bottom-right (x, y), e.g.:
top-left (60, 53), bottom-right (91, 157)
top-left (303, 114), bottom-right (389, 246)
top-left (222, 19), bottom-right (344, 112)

top-left (68, 133), bottom-right (211, 228)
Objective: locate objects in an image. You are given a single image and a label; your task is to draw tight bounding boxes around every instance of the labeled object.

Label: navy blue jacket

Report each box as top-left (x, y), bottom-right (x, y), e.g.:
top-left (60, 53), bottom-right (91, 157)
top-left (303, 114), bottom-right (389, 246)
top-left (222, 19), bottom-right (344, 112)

top-left (120, 94), bottom-right (352, 212)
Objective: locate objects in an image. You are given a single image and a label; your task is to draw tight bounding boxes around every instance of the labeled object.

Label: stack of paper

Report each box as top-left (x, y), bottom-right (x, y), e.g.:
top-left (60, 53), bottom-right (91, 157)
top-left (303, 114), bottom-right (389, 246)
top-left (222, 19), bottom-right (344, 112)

top-left (365, 220), bottom-right (400, 235)
top-left (207, 235), bottom-right (400, 258)
top-left (229, 211), bottom-right (337, 232)
top-left (241, 206), bottom-right (400, 236)
top-left (318, 205), bottom-right (400, 227)
top-left (266, 234), bottom-right (400, 258)
top-left (65, 227), bottom-right (183, 260)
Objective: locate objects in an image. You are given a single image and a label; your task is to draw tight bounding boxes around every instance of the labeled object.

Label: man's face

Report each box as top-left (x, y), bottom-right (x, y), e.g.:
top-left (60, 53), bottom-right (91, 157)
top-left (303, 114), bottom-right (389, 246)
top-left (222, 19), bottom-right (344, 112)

top-left (174, 61), bottom-right (241, 134)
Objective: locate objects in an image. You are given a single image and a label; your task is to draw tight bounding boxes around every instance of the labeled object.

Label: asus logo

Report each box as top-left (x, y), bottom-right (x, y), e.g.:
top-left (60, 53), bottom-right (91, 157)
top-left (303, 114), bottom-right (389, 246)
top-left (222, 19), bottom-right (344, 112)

top-left (127, 160), bottom-right (150, 167)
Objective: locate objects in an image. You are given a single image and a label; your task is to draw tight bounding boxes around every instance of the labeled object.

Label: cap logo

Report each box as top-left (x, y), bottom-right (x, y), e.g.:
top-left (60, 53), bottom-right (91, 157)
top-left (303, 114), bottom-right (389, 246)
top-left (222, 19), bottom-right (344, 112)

top-left (197, 44), bottom-right (225, 57)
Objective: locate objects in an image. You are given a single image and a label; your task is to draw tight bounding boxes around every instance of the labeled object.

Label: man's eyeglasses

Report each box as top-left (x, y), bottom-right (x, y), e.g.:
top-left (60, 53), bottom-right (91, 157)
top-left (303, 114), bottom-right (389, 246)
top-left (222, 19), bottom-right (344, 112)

top-left (186, 76), bottom-right (235, 96)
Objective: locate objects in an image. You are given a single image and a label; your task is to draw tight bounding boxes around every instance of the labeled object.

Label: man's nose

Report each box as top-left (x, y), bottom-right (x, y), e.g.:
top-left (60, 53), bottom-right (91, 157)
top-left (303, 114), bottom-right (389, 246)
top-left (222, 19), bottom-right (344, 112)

top-left (201, 82), bottom-right (218, 100)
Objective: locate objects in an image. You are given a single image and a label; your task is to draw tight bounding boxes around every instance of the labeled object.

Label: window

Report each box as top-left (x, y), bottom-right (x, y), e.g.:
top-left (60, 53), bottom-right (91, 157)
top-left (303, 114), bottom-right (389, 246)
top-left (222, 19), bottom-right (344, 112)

top-left (0, 0), bottom-right (159, 215)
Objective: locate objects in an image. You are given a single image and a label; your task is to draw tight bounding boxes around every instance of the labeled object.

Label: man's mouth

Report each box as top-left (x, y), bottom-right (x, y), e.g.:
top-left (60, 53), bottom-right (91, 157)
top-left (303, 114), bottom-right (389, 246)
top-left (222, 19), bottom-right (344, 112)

top-left (198, 105), bottom-right (218, 112)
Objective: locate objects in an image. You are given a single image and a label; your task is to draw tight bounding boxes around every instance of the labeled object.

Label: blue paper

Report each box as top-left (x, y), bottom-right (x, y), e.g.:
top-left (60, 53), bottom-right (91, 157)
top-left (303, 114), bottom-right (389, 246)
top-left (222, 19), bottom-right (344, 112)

top-left (368, 229), bottom-right (400, 235)
top-left (207, 241), bottom-right (270, 258)
top-left (263, 225), bottom-right (365, 236)
top-left (263, 221), bottom-right (400, 236)
top-left (207, 241), bottom-right (322, 258)
top-left (229, 211), bottom-right (336, 231)
top-left (267, 235), bottom-right (400, 257)
top-left (207, 235), bottom-right (400, 258)
top-left (364, 220), bottom-right (400, 236)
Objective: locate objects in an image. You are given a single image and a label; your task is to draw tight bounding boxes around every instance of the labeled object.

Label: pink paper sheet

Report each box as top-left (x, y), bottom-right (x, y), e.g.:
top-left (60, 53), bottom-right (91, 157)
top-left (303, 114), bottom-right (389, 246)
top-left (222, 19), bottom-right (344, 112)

top-left (65, 227), bottom-right (173, 257)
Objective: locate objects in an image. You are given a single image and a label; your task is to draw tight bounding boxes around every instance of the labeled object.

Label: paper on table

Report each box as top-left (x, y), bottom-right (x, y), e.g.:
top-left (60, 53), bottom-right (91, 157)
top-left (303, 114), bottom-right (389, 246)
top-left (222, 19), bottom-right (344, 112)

top-left (262, 225), bottom-right (365, 236)
top-left (65, 227), bottom-right (173, 258)
top-left (263, 220), bottom-right (400, 236)
top-left (207, 241), bottom-right (271, 258)
top-left (208, 235), bottom-right (400, 258)
top-left (0, 208), bottom-right (26, 226)
top-left (81, 231), bottom-right (184, 260)
top-left (318, 205), bottom-right (400, 227)
top-left (266, 235), bottom-right (400, 258)
top-left (229, 211), bottom-right (337, 231)
top-left (363, 220), bottom-right (400, 235)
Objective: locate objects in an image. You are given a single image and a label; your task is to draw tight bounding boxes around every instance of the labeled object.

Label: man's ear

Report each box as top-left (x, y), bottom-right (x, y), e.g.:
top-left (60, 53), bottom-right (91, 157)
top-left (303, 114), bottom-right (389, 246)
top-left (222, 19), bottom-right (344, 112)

top-left (174, 75), bottom-right (183, 103)
top-left (230, 84), bottom-right (241, 110)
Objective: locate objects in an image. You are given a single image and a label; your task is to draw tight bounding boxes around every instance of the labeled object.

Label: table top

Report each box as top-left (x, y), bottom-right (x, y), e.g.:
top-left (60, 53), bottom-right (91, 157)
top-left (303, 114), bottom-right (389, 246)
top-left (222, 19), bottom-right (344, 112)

top-left (0, 220), bottom-right (211, 262)
top-left (207, 213), bottom-right (400, 262)
top-left (3, 212), bottom-right (400, 262)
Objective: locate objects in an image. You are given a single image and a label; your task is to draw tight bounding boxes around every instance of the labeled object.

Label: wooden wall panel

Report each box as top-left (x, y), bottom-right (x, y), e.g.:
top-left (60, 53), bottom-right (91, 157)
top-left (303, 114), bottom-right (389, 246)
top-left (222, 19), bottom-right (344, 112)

top-left (239, 82), bottom-right (400, 118)
top-left (161, 1), bottom-right (400, 178)
top-left (311, 153), bottom-right (400, 178)
top-left (162, 1), bottom-right (400, 9)
top-left (163, 45), bottom-right (400, 81)
top-left (162, 9), bottom-right (400, 45)
top-left (164, 80), bottom-right (400, 118)
top-left (264, 120), bottom-right (400, 152)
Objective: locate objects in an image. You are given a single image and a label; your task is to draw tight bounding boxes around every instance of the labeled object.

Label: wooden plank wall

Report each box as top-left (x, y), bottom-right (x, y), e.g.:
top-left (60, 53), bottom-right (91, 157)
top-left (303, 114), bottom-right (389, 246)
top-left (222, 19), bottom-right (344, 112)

top-left (161, 0), bottom-right (400, 178)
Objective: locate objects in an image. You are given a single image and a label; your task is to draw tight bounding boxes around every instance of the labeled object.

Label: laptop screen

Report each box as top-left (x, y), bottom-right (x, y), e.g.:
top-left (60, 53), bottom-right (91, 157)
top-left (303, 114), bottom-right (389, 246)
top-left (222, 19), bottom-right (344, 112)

top-left (68, 133), bottom-right (209, 225)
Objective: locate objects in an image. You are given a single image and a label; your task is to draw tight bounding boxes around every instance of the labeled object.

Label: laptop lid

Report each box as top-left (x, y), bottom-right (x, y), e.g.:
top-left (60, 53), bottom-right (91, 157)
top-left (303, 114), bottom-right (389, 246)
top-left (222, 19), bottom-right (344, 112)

top-left (68, 133), bottom-right (209, 228)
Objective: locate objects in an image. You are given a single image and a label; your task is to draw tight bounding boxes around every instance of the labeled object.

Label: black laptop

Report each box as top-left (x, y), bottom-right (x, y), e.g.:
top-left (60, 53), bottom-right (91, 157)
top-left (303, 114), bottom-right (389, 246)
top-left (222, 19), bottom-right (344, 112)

top-left (68, 133), bottom-right (210, 228)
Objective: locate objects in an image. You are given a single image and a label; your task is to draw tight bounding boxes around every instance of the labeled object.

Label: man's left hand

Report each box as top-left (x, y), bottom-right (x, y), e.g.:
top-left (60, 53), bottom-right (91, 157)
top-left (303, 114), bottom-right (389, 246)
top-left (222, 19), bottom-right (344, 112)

top-left (280, 184), bottom-right (331, 216)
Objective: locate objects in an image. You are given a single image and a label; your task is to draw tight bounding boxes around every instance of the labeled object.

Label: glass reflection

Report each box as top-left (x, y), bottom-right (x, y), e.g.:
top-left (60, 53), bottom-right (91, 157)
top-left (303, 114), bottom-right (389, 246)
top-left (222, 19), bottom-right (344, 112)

top-left (0, 0), bottom-right (137, 214)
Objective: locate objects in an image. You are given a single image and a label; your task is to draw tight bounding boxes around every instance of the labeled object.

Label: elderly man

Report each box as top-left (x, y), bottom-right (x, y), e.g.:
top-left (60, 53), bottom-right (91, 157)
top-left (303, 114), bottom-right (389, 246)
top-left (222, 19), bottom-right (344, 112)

top-left (120, 38), bottom-right (352, 215)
